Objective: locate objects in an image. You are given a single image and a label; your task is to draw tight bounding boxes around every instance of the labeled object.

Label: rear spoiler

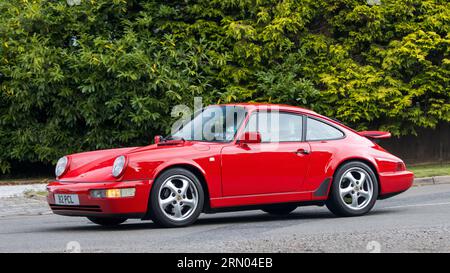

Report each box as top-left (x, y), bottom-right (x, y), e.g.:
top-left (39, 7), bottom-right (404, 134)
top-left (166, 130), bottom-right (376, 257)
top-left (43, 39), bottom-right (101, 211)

top-left (359, 131), bottom-right (391, 140)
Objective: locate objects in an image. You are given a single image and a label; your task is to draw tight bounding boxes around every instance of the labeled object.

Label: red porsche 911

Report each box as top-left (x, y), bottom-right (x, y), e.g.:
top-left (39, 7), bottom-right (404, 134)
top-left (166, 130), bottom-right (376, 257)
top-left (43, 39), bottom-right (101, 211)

top-left (47, 103), bottom-right (413, 227)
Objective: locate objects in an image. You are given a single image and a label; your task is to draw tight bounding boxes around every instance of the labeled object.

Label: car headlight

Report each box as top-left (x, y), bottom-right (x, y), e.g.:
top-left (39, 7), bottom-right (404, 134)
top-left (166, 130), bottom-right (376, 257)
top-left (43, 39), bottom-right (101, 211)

top-left (112, 155), bottom-right (127, 178)
top-left (55, 156), bottom-right (69, 177)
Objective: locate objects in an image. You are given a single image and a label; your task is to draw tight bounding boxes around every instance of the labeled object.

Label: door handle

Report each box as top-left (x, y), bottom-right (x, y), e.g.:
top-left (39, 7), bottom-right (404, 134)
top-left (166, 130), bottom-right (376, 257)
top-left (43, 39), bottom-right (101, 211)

top-left (295, 148), bottom-right (310, 155)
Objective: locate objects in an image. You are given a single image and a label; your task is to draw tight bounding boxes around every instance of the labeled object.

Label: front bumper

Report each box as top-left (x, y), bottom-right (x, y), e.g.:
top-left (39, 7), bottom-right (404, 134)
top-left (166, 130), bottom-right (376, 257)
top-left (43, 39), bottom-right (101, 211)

top-left (46, 180), bottom-right (152, 218)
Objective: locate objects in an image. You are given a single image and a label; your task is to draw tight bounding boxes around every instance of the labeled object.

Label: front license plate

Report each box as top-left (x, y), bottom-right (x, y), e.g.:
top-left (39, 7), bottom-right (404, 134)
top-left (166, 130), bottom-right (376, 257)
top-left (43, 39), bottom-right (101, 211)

top-left (54, 194), bottom-right (80, 206)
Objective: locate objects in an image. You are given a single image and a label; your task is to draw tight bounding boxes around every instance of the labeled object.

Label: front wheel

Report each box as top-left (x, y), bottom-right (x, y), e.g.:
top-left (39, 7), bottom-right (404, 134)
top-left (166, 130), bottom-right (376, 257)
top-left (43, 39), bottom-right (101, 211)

top-left (149, 168), bottom-right (204, 227)
top-left (87, 217), bottom-right (127, 226)
top-left (326, 161), bottom-right (379, 217)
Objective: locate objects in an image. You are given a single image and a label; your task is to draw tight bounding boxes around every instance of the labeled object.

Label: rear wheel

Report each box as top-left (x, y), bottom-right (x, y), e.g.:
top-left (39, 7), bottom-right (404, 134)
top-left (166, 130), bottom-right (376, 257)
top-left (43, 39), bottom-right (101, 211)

top-left (87, 217), bottom-right (127, 226)
top-left (262, 204), bottom-right (297, 215)
top-left (326, 161), bottom-right (379, 217)
top-left (149, 168), bottom-right (204, 227)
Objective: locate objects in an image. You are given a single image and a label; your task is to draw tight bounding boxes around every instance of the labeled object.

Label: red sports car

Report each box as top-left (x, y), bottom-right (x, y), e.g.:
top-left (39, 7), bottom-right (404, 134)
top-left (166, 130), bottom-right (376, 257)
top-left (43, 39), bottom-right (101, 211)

top-left (47, 103), bottom-right (413, 227)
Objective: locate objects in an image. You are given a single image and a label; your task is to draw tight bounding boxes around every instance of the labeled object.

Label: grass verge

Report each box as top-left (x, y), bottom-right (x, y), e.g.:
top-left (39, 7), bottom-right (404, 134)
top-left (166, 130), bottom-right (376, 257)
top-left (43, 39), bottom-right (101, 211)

top-left (0, 177), bottom-right (51, 185)
top-left (409, 163), bottom-right (450, 178)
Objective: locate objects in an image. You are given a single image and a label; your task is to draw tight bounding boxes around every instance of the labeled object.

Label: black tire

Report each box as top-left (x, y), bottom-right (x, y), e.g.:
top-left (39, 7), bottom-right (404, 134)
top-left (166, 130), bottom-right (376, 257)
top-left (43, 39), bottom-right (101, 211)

top-left (262, 204), bottom-right (297, 215)
top-left (149, 168), bottom-right (204, 227)
top-left (326, 161), bottom-right (379, 217)
top-left (87, 217), bottom-right (127, 226)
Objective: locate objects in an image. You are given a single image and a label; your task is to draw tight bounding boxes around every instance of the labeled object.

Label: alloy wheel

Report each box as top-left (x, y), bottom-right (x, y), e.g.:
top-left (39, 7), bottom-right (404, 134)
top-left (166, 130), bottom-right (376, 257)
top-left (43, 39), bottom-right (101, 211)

top-left (338, 167), bottom-right (374, 210)
top-left (158, 175), bottom-right (199, 221)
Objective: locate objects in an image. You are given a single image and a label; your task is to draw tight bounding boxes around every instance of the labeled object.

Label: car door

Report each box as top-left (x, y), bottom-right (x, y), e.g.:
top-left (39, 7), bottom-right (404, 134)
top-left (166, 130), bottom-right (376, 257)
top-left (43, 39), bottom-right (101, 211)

top-left (221, 111), bottom-right (311, 196)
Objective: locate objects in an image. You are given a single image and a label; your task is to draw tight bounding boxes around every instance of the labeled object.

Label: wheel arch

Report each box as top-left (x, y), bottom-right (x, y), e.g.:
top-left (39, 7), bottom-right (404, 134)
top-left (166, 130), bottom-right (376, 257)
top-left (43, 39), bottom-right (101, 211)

top-left (329, 157), bottom-right (381, 197)
top-left (150, 163), bottom-right (211, 213)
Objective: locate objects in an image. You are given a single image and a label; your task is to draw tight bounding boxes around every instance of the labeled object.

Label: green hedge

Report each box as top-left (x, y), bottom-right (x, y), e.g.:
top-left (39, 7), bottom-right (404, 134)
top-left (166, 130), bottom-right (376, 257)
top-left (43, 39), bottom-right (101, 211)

top-left (1, 0), bottom-right (449, 173)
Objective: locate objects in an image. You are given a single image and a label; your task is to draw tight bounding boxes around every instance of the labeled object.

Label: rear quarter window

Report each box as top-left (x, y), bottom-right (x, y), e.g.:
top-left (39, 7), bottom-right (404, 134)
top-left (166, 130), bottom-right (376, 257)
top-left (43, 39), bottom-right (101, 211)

top-left (306, 117), bottom-right (344, 141)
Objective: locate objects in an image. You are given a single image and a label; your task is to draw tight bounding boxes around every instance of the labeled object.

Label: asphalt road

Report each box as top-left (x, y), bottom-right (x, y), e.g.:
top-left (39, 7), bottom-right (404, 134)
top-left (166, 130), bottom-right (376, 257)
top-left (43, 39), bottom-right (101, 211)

top-left (1, 184), bottom-right (450, 253)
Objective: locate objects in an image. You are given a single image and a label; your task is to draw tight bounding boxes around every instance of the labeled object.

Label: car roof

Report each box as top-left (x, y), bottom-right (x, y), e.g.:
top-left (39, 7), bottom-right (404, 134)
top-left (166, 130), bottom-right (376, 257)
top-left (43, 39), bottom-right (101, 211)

top-left (217, 103), bottom-right (318, 115)
top-left (216, 103), bottom-right (358, 134)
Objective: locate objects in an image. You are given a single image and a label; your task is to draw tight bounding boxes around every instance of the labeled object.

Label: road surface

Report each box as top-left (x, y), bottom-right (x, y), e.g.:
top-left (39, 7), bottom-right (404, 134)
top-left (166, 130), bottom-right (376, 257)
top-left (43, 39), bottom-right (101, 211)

top-left (0, 183), bottom-right (449, 252)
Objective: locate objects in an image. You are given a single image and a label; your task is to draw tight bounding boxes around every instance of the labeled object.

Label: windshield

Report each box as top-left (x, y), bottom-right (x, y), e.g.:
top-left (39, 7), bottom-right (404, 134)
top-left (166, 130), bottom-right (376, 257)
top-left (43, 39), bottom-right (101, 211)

top-left (170, 106), bottom-right (247, 142)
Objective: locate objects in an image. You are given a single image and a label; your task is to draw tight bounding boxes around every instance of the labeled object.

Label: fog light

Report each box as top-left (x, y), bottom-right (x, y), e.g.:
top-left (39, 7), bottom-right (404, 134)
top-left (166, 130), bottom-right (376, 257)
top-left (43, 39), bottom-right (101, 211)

top-left (120, 188), bottom-right (136, 197)
top-left (90, 188), bottom-right (136, 198)
top-left (90, 190), bottom-right (105, 198)
top-left (105, 189), bottom-right (121, 198)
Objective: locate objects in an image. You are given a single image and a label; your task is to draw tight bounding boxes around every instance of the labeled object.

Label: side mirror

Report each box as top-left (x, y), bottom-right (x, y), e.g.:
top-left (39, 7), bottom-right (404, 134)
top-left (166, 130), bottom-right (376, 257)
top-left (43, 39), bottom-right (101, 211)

top-left (239, 132), bottom-right (262, 144)
top-left (154, 135), bottom-right (163, 144)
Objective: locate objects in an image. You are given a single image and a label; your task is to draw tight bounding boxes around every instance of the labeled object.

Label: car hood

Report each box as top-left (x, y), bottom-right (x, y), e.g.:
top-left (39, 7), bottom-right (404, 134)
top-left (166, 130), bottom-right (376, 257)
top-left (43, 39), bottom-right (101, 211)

top-left (57, 141), bottom-right (213, 182)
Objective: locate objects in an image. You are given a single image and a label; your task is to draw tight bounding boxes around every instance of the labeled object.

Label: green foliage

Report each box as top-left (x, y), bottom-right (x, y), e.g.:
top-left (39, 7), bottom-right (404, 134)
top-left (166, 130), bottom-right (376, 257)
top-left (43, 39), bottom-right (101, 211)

top-left (0, 0), bottom-right (449, 173)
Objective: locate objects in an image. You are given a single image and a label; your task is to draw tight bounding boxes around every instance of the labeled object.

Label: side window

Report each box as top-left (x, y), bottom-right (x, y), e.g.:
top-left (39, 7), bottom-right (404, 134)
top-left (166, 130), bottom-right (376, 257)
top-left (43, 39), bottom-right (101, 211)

top-left (306, 117), bottom-right (344, 141)
top-left (245, 112), bottom-right (303, 142)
